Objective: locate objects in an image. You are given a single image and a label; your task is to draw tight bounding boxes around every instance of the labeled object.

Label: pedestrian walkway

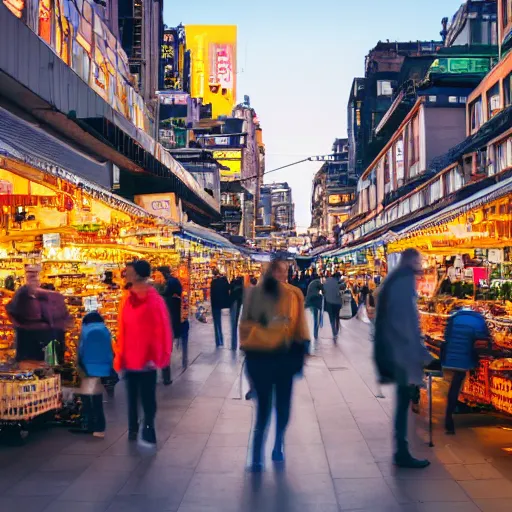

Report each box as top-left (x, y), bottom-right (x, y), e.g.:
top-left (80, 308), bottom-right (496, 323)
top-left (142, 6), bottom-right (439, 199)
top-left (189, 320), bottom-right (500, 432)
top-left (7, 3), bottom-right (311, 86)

top-left (1, 312), bottom-right (512, 511)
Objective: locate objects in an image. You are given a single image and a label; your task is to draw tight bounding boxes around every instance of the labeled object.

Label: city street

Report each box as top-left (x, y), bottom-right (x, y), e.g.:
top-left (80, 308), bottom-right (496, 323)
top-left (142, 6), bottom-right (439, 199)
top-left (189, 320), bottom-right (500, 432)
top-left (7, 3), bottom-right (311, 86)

top-left (1, 313), bottom-right (512, 512)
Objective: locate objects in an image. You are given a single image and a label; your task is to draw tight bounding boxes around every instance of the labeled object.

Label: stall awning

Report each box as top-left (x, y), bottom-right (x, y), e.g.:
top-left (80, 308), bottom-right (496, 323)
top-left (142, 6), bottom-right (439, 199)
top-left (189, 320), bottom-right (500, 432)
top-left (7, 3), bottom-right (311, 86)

top-left (0, 107), bottom-right (178, 222)
top-left (398, 175), bottom-right (512, 239)
top-left (323, 237), bottom-right (386, 259)
top-left (0, 106), bottom-right (111, 189)
top-left (178, 222), bottom-right (240, 251)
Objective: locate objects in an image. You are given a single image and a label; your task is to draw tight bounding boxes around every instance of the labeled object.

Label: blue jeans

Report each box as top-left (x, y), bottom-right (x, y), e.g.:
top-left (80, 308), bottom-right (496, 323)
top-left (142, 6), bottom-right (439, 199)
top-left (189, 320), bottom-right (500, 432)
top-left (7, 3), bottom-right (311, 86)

top-left (230, 301), bottom-right (242, 350)
top-left (309, 306), bottom-right (321, 339)
top-left (212, 308), bottom-right (224, 346)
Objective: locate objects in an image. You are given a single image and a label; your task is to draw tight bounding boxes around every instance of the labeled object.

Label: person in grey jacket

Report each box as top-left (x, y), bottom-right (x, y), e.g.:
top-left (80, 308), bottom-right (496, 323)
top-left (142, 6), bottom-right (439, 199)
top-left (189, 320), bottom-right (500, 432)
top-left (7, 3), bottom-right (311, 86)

top-left (305, 277), bottom-right (323, 340)
top-left (374, 248), bottom-right (433, 469)
top-left (323, 272), bottom-right (343, 341)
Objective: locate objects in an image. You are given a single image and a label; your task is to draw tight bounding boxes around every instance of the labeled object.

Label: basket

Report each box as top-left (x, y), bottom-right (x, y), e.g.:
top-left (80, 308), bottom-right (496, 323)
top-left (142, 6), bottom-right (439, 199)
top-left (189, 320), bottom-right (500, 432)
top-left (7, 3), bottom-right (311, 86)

top-left (0, 375), bottom-right (61, 421)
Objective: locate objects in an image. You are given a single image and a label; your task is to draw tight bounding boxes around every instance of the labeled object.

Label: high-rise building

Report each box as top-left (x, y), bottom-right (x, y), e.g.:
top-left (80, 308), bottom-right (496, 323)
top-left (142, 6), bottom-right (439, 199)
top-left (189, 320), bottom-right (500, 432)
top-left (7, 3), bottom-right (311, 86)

top-left (347, 40), bottom-right (441, 176)
top-left (118, 0), bottom-right (163, 113)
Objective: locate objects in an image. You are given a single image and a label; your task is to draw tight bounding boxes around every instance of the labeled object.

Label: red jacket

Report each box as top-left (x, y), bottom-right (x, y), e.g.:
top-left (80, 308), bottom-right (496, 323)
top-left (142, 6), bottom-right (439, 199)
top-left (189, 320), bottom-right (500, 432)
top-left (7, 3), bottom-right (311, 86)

top-left (114, 286), bottom-right (172, 372)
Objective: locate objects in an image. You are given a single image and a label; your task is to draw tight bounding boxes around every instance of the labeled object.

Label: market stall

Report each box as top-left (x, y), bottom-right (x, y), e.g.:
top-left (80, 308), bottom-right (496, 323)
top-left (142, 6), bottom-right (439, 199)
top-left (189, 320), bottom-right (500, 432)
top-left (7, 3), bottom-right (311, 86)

top-left (388, 182), bottom-right (512, 416)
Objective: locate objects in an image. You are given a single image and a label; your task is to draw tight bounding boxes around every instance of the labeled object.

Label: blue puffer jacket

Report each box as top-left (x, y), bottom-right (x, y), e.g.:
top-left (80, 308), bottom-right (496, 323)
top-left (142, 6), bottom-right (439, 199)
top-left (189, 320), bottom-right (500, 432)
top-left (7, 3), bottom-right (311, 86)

top-left (78, 323), bottom-right (113, 378)
top-left (442, 309), bottom-right (490, 371)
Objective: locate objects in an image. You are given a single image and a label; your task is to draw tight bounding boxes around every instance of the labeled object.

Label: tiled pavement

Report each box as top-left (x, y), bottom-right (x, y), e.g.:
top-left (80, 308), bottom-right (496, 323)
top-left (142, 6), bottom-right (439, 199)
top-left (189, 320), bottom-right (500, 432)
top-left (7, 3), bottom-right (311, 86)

top-left (1, 312), bottom-right (512, 511)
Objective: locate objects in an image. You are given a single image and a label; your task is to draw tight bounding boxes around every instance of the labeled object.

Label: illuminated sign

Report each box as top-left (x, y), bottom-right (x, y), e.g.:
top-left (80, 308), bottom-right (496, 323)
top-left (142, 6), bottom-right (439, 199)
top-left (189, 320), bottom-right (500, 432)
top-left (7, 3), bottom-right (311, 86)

top-left (186, 25), bottom-right (237, 118)
top-left (134, 193), bottom-right (179, 222)
top-left (213, 150), bottom-right (242, 181)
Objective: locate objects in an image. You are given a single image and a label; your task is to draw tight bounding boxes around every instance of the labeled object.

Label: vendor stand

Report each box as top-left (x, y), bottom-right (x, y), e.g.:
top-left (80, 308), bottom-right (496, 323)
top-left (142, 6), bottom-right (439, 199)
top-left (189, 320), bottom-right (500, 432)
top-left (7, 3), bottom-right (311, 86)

top-left (388, 186), bottom-right (512, 416)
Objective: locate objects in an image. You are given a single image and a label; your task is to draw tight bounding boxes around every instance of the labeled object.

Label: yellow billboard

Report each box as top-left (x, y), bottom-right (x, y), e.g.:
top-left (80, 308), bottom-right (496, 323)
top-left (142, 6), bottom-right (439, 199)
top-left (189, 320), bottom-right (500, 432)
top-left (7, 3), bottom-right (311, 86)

top-left (213, 149), bottom-right (242, 181)
top-left (185, 25), bottom-right (237, 118)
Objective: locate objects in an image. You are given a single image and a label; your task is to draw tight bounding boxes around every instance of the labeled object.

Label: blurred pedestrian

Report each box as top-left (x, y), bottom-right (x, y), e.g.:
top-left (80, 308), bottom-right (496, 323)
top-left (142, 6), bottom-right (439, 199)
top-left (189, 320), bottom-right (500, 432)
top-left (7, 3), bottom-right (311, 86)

top-left (210, 269), bottom-right (231, 347)
top-left (7, 264), bottom-right (72, 366)
top-left (71, 312), bottom-right (113, 438)
top-left (156, 266), bottom-right (183, 385)
top-left (441, 306), bottom-right (490, 435)
top-left (323, 272), bottom-right (343, 341)
top-left (241, 258), bottom-right (310, 471)
top-left (305, 275), bottom-right (323, 341)
top-left (115, 260), bottom-right (172, 448)
top-left (374, 248), bottom-right (432, 469)
top-left (230, 275), bottom-right (244, 350)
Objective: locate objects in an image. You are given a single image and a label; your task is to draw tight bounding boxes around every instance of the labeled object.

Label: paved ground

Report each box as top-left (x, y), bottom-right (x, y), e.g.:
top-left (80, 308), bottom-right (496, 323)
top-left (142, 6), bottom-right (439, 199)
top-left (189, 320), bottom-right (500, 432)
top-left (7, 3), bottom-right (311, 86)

top-left (1, 311), bottom-right (512, 511)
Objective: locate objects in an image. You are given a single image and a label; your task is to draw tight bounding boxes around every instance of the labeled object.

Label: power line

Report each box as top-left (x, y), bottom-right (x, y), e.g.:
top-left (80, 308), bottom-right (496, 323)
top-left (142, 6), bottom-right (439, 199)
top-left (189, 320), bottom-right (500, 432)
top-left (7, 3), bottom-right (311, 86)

top-left (239, 154), bottom-right (336, 183)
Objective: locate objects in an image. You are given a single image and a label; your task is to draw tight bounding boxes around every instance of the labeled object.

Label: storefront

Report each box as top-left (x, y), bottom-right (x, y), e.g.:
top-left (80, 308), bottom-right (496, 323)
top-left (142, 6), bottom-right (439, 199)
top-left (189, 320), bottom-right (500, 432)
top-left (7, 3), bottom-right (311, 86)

top-left (388, 176), bottom-right (512, 415)
top-left (0, 150), bottom-right (260, 427)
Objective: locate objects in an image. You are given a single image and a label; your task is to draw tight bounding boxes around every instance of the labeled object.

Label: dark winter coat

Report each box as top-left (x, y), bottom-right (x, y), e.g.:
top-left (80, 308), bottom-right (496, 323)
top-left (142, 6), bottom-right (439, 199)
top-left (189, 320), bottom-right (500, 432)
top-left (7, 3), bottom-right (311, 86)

top-left (374, 266), bottom-right (432, 386)
top-left (210, 276), bottom-right (231, 310)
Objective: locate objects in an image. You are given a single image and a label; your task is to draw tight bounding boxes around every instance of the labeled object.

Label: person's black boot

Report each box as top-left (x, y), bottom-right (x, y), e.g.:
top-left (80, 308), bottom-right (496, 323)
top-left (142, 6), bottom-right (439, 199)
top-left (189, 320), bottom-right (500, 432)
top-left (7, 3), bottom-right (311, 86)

top-left (249, 429), bottom-right (265, 472)
top-left (69, 395), bottom-right (93, 434)
top-left (272, 430), bottom-right (285, 463)
top-left (162, 366), bottom-right (172, 386)
top-left (445, 416), bottom-right (455, 435)
top-left (393, 452), bottom-right (430, 469)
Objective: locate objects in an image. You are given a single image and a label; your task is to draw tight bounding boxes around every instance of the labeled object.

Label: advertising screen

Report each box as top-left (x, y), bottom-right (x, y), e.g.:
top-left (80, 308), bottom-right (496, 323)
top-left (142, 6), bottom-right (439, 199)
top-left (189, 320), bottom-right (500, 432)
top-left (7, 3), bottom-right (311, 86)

top-left (185, 25), bottom-right (237, 118)
top-left (213, 149), bottom-right (242, 181)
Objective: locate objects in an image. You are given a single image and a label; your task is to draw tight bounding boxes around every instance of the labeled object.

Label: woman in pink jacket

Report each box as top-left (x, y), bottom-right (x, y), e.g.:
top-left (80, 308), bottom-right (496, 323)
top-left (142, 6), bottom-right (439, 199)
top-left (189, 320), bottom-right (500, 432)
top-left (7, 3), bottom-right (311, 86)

top-left (115, 260), bottom-right (172, 448)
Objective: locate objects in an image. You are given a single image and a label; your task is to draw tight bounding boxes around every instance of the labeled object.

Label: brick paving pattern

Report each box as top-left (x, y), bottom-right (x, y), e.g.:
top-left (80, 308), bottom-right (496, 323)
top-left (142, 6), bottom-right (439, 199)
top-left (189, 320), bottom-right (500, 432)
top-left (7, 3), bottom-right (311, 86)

top-left (1, 311), bottom-right (512, 511)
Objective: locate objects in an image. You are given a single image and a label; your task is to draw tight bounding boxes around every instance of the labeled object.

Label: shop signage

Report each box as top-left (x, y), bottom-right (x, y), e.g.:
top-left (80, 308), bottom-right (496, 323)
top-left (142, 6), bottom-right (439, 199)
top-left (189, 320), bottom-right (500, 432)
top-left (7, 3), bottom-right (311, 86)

top-left (112, 164), bottom-right (120, 190)
top-left (134, 193), bottom-right (180, 222)
top-left (213, 149), bottom-right (242, 181)
top-left (42, 233), bottom-right (61, 248)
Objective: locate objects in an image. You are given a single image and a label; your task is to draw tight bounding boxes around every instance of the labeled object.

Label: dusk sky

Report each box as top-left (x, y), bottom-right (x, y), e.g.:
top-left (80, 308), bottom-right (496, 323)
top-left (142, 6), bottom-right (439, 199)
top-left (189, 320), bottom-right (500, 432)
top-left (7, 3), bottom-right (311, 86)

top-left (164, 0), bottom-right (465, 230)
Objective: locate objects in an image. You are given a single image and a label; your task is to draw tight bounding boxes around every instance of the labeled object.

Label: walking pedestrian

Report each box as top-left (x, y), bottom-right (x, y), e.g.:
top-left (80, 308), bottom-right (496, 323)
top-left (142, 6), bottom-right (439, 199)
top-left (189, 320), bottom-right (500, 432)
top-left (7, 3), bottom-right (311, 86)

top-left (115, 260), bottom-right (172, 447)
top-left (374, 248), bottom-right (433, 468)
top-left (441, 306), bottom-right (490, 435)
top-left (323, 272), bottom-right (343, 341)
top-left (305, 274), bottom-right (323, 341)
top-left (245, 275), bottom-right (258, 401)
top-left (156, 266), bottom-right (183, 385)
top-left (71, 312), bottom-right (113, 437)
top-left (230, 275), bottom-right (244, 350)
top-left (240, 258), bottom-right (310, 471)
top-left (210, 268), bottom-right (231, 347)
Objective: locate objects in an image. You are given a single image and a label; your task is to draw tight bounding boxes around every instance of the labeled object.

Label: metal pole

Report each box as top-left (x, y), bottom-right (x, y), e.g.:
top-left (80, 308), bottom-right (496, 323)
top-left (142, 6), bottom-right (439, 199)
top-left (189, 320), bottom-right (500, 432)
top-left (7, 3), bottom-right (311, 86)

top-left (428, 373), bottom-right (434, 447)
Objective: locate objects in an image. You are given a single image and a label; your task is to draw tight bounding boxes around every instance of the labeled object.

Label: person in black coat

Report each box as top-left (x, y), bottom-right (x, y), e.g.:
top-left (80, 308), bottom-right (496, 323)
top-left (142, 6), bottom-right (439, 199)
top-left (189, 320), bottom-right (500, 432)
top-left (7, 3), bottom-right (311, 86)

top-left (230, 276), bottom-right (244, 350)
top-left (210, 269), bottom-right (231, 347)
top-left (157, 266), bottom-right (183, 385)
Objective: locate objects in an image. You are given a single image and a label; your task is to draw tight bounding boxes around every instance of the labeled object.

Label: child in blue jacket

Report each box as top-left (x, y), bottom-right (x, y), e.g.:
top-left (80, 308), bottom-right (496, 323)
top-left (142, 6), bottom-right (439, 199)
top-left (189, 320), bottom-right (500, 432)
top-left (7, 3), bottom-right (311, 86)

top-left (73, 312), bottom-right (113, 437)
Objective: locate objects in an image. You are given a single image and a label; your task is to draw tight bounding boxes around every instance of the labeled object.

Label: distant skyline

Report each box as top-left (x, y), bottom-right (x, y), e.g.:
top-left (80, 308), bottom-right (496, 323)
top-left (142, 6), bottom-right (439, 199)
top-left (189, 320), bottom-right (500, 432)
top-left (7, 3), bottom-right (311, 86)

top-left (164, 0), bottom-right (465, 229)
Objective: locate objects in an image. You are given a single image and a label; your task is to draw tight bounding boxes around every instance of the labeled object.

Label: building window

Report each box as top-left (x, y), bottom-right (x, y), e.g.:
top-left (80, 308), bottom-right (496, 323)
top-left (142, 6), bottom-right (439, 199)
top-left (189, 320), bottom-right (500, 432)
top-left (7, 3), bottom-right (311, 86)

top-left (470, 19), bottom-right (483, 44)
top-left (356, 109), bottom-right (361, 126)
top-left (377, 80), bottom-right (393, 97)
top-left (448, 96), bottom-right (458, 103)
top-left (487, 82), bottom-right (501, 119)
top-left (470, 98), bottom-right (483, 133)
top-left (459, 97), bottom-right (467, 104)
top-left (428, 96), bottom-right (437, 103)
top-left (395, 138), bottom-right (405, 187)
top-left (497, 141), bottom-right (509, 173)
top-left (505, 72), bottom-right (512, 108)
top-left (502, 0), bottom-right (512, 29)
top-left (407, 115), bottom-right (420, 176)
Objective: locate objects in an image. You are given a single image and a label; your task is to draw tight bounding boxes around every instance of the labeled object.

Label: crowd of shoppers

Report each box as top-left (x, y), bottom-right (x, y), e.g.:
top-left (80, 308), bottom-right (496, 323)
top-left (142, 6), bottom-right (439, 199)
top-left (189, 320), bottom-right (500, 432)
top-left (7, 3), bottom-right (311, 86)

top-left (6, 250), bottom-right (489, 475)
